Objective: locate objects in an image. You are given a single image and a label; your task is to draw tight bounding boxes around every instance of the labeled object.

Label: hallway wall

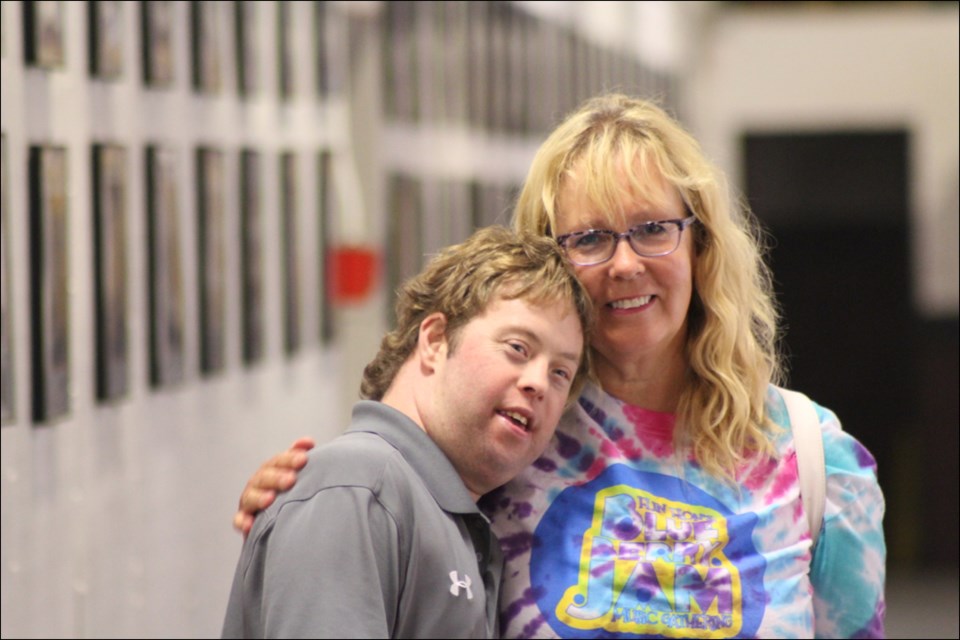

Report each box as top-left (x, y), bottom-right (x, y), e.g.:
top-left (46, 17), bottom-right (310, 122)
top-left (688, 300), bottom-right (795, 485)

top-left (1, 2), bottom-right (349, 636)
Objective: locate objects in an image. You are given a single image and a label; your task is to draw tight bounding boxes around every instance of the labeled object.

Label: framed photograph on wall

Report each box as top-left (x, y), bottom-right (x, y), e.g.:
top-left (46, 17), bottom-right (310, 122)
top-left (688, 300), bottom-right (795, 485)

top-left (505, 7), bottom-right (528, 135)
top-left (424, 3), bottom-right (446, 123)
top-left (29, 145), bottom-right (70, 423)
top-left (414, 1), bottom-right (438, 123)
top-left (385, 173), bottom-right (423, 325)
top-left (280, 151), bottom-right (301, 355)
top-left (1, 136), bottom-right (13, 425)
top-left (555, 27), bottom-right (573, 123)
top-left (141, 0), bottom-right (174, 87)
top-left (89, 0), bottom-right (124, 79)
top-left (235, 0), bottom-right (259, 97)
top-left (24, 0), bottom-right (65, 69)
top-left (439, 179), bottom-right (472, 248)
top-left (573, 35), bottom-right (590, 108)
top-left (317, 149), bottom-right (333, 344)
top-left (146, 146), bottom-right (186, 388)
top-left (277, 1), bottom-right (295, 100)
top-left (470, 180), bottom-right (510, 230)
top-left (239, 150), bottom-right (264, 364)
top-left (524, 18), bottom-right (545, 134)
top-left (383, 1), bottom-right (418, 121)
top-left (92, 144), bottom-right (130, 402)
top-left (191, 0), bottom-right (222, 94)
top-left (313, 0), bottom-right (345, 98)
top-left (487, 1), bottom-right (509, 132)
top-left (531, 20), bottom-right (561, 135)
top-left (441, 1), bottom-right (468, 126)
top-left (313, 1), bottom-right (329, 97)
top-left (196, 147), bottom-right (226, 375)
top-left (466, 0), bottom-right (489, 130)
top-left (586, 41), bottom-right (602, 99)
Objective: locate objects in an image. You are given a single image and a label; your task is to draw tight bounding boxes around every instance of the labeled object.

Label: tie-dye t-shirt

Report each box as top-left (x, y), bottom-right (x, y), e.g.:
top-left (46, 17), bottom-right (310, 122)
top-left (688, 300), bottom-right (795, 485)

top-left (482, 383), bottom-right (885, 639)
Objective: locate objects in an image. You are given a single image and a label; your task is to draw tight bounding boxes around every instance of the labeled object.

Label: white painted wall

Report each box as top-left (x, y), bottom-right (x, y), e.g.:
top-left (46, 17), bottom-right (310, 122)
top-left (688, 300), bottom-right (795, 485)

top-left (1, 2), bottom-right (349, 637)
top-left (684, 5), bottom-right (959, 318)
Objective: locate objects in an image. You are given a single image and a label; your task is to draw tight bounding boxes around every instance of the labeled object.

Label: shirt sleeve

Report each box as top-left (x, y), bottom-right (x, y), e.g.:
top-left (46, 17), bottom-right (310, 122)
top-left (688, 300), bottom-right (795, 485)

top-left (809, 404), bottom-right (887, 639)
top-left (247, 485), bottom-right (402, 638)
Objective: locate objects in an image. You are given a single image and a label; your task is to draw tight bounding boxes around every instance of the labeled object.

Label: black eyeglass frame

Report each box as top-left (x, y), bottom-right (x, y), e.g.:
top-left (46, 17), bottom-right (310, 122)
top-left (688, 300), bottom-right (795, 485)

top-left (555, 215), bottom-right (698, 266)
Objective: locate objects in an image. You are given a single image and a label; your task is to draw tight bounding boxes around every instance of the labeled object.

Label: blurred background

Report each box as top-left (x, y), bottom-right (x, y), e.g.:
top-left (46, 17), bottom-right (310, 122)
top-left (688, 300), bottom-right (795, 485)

top-left (1, 1), bottom-right (957, 637)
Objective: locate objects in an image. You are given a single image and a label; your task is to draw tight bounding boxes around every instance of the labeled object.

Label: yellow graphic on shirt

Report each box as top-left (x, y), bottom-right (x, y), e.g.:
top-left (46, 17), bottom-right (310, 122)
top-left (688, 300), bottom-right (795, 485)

top-left (556, 485), bottom-right (742, 638)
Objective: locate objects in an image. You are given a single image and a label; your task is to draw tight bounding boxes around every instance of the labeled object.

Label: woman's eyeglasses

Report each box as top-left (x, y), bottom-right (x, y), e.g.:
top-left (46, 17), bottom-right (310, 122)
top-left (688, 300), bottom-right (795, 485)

top-left (556, 216), bottom-right (697, 266)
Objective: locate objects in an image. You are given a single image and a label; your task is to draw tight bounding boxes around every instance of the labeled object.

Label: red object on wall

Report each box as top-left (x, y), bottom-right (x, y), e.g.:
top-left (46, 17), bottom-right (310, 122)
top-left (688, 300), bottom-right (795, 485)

top-left (328, 245), bottom-right (379, 304)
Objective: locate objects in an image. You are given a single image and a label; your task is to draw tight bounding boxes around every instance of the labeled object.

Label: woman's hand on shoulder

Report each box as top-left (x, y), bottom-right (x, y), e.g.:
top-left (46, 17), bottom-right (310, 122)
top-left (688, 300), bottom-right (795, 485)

top-left (233, 437), bottom-right (316, 537)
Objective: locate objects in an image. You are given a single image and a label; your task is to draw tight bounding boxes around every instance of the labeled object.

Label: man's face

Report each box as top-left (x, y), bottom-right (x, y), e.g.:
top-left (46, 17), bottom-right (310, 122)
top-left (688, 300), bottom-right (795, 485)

top-left (423, 296), bottom-right (584, 498)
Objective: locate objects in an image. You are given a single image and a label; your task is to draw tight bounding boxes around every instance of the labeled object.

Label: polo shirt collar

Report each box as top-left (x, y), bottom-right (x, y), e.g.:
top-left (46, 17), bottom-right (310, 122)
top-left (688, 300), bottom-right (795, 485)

top-left (347, 401), bottom-right (483, 517)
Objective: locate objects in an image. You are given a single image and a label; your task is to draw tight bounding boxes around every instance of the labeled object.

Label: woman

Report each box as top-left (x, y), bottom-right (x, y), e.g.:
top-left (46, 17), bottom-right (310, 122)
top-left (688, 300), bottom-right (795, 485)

top-left (234, 94), bottom-right (886, 638)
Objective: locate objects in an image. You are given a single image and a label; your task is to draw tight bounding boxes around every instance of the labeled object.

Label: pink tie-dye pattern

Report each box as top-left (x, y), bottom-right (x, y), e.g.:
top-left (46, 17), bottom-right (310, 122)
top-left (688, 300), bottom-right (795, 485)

top-left (584, 457), bottom-right (607, 481)
top-left (793, 487), bottom-right (808, 530)
top-left (741, 450), bottom-right (800, 506)
top-left (599, 430), bottom-right (644, 461)
top-left (622, 405), bottom-right (676, 458)
top-left (599, 439), bottom-right (618, 457)
top-left (741, 455), bottom-right (777, 491)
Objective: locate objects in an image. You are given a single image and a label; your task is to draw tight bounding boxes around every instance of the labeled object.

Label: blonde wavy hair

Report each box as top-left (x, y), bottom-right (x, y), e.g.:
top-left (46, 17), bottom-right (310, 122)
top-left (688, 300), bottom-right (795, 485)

top-left (513, 94), bottom-right (783, 478)
top-left (361, 225), bottom-right (594, 403)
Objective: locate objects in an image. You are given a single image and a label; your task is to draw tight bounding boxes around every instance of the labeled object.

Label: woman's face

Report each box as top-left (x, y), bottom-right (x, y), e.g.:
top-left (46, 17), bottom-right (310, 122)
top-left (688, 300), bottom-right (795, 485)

top-left (554, 165), bottom-right (696, 373)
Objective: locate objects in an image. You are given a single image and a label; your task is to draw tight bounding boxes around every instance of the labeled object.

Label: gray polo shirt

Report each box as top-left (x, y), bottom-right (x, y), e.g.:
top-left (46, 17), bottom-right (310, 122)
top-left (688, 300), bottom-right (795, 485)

top-left (221, 401), bottom-right (504, 638)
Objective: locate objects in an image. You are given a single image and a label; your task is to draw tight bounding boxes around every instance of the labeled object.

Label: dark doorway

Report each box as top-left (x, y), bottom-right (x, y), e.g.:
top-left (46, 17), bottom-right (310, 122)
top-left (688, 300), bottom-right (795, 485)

top-left (742, 130), bottom-right (939, 568)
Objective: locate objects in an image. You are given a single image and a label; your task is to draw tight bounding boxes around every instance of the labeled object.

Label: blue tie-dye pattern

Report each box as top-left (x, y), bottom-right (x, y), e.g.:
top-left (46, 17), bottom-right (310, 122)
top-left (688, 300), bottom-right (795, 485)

top-left (851, 600), bottom-right (886, 639)
top-left (490, 383), bottom-right (885, 639)
top-left (581, 394), bottom-right (631, 444)
top-left (809, 423), bottom-right (887, 638)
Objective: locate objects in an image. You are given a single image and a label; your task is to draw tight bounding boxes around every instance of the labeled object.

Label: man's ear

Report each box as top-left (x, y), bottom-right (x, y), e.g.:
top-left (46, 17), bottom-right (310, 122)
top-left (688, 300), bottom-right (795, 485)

top-left (417, 312), bottom-right (448, 371)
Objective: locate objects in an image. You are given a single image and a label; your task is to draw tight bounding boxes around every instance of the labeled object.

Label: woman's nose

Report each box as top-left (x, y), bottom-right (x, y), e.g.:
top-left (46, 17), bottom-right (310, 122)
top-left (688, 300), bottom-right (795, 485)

top-left (607, 236), bottom-right (645, 278)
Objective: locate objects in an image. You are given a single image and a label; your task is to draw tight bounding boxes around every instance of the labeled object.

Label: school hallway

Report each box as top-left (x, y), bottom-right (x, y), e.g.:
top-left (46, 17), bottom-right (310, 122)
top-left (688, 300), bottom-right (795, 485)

top-left (885, 567), bottom-right (959, 639)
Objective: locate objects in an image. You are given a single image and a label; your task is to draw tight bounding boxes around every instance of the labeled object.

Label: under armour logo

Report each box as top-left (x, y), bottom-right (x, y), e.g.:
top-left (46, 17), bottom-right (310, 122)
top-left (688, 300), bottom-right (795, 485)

top-left (449, 570), bottom-right (473, 600)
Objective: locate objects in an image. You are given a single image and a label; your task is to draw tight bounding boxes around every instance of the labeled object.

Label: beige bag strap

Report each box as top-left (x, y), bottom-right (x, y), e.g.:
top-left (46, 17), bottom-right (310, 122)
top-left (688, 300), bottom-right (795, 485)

top-left (781, 388), bottom-right (826, 547)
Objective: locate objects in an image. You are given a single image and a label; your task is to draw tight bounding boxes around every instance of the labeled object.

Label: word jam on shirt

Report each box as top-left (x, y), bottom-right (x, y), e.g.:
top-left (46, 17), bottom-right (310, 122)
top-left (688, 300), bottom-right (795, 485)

top-left (556, 486), bottom-right (743, 638)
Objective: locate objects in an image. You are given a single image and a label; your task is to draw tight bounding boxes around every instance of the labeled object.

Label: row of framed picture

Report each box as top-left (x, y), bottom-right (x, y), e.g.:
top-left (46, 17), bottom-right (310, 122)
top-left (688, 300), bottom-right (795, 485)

top-left (11, 0), bottom-right (677, 135)
top-left (0, 137), bottom-right (529, 427)
top-left (0, 136), bottom-right (335, 426)
top-left (383, 172), bottom-right (520, 326)
top-left (382, 0), bottom-right (676, 135)
top-left (14, 0), bottom-right (345, 98)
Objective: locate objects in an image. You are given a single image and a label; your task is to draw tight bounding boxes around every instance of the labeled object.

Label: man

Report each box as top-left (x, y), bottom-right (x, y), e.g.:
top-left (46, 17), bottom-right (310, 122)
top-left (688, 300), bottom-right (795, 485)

top-left (221, 226), bottom-right (593, 638)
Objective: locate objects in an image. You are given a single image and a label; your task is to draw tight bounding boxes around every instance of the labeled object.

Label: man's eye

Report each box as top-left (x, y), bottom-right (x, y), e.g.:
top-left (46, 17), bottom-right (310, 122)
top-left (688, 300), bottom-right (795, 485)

top-left (508, 342), bottom-right (528, 357)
